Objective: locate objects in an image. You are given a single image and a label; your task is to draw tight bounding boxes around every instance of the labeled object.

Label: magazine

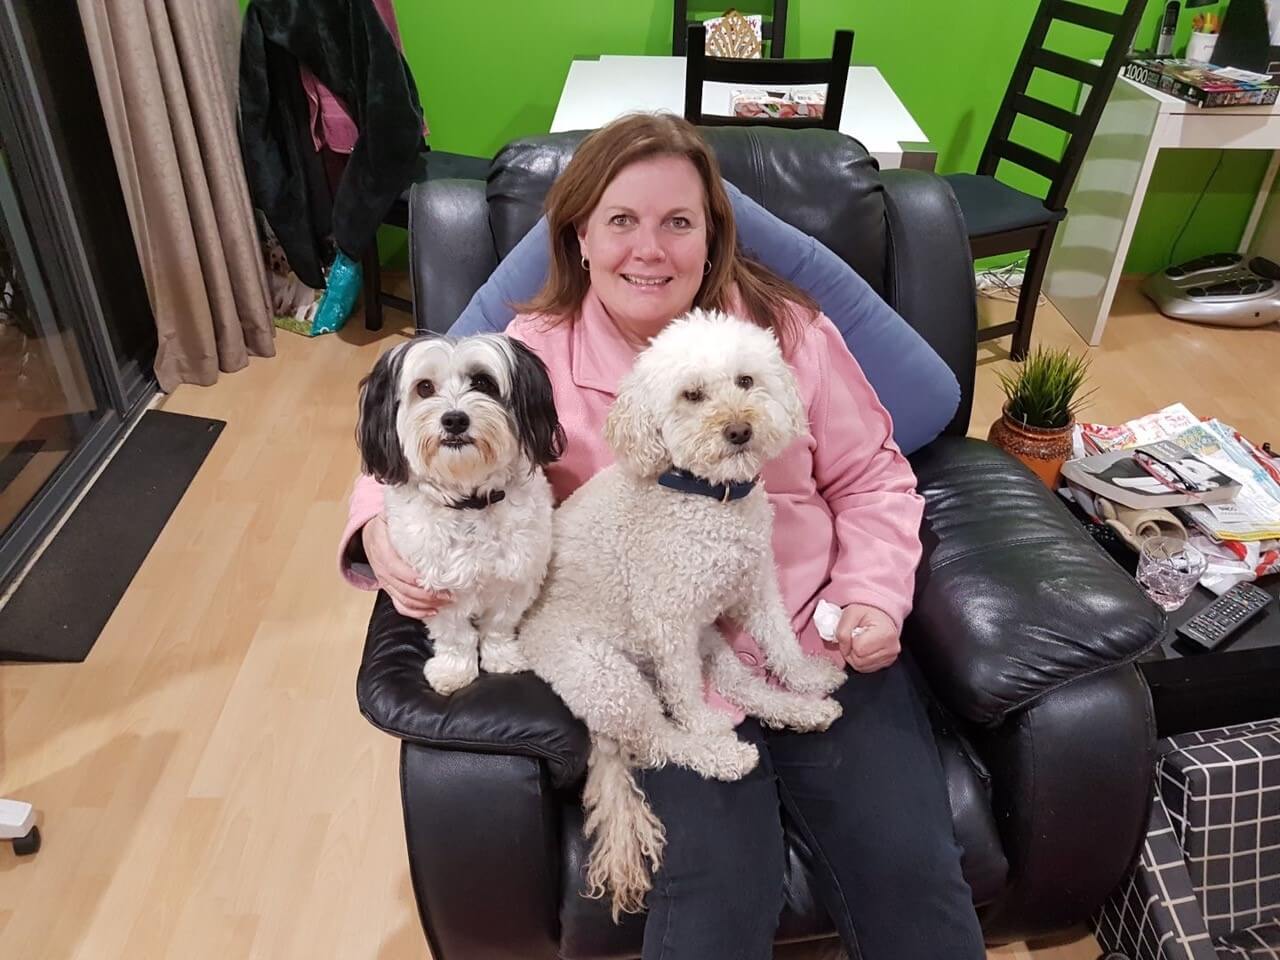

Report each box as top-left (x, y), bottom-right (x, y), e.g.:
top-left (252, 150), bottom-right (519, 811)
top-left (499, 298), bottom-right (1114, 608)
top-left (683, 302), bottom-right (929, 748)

top-left (1170, 420), bottom-right (1280, 541)
top-left (1077, 402), bottom-right (1201, 454)
top-left (1062, 406), bottom-right (1280, 588)
top-left (1060, 442), bottom-right (1241, 510)
top-left (1071, 408), bottom-right (1280, 541)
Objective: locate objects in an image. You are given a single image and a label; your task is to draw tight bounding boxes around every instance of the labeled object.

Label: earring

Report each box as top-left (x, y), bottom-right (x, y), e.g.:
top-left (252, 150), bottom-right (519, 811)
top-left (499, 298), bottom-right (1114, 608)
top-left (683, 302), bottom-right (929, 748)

top-left (704, 259), bottom-right (712, 275)
top-left (581, 256), bottom-right (590, 271)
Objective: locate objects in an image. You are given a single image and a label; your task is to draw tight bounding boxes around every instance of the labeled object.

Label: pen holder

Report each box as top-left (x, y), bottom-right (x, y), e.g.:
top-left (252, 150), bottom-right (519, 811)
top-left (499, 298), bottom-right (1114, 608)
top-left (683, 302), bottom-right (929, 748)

top-left (1187, 30), bottom-right (1219, 63)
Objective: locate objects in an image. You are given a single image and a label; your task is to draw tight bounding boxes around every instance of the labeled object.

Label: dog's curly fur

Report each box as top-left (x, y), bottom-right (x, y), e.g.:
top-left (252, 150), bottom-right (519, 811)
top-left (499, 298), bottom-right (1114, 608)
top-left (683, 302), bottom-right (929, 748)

top-left (521, 310), bottom-right (847, 919)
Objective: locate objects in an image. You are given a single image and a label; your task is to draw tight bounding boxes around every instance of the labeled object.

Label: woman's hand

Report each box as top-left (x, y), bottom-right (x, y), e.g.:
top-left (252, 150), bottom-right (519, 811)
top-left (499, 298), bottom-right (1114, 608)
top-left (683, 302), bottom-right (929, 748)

top-left (362, 514), bottom-right (451, 619)
top-left (836, 604), bottom-right (900, 673)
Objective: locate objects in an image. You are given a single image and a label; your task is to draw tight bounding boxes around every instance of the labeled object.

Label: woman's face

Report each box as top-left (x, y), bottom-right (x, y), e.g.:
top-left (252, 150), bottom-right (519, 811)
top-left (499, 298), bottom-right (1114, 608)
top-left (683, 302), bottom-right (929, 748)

top-left (576, 154), bottom-right (710, 343)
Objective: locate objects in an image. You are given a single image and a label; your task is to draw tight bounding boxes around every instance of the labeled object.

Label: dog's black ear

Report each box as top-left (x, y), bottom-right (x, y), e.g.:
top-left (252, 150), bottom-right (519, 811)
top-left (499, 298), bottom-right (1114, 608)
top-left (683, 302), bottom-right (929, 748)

top-left (507, 338), bottom-right (565, 466)
top-left (356, 344), bottom-right (410, 484)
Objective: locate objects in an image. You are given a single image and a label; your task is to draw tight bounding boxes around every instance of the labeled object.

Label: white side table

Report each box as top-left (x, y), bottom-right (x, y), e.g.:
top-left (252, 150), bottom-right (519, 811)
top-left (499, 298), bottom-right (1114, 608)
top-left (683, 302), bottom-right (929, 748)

top-left (1043, 74), bottom-right (1280, 346)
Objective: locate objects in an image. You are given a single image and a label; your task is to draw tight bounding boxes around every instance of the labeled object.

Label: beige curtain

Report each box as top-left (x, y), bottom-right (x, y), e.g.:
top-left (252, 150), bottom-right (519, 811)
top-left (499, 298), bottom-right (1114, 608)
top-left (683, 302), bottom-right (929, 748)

top-left (76, 0), bottom-right (275, 392)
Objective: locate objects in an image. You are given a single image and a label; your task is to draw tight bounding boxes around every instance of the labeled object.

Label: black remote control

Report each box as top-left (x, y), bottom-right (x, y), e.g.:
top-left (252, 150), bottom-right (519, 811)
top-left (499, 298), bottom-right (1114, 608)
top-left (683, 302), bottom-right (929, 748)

top-left (1175, 582), bottom-right (1273, 651)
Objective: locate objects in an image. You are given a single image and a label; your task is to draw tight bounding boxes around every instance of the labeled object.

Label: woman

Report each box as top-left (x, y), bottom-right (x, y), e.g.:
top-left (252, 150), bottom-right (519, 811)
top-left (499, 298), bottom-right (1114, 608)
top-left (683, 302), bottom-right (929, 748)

top-left (340, 113), bottom-right (984, 960)
top-left (446, 176), bottom-right (961, 458)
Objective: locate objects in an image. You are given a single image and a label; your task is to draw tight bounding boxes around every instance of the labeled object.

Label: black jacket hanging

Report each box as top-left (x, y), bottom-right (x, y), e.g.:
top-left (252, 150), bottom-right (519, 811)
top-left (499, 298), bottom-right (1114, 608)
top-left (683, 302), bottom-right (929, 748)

top-left (239, 0), bottom-right (426, 289)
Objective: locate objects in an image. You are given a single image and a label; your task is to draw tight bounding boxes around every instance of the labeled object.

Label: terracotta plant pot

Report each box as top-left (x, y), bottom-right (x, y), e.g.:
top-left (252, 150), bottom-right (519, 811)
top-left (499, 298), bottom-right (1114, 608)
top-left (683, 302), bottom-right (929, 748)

top-left (987, 404), bottom-right (1074, 489)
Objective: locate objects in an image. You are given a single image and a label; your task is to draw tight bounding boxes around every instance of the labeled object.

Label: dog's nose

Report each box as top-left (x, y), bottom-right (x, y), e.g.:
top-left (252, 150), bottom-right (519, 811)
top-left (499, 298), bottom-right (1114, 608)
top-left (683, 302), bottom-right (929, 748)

top-left (441, 410), bottom-right (470, 435)
top-left (723, 422), bottom-right (753, 446)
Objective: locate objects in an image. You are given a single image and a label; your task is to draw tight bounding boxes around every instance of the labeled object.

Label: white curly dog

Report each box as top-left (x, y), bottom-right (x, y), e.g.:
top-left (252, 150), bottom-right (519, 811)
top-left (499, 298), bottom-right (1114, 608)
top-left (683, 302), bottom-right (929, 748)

top-left (521, 309), bottom-right (848, 919)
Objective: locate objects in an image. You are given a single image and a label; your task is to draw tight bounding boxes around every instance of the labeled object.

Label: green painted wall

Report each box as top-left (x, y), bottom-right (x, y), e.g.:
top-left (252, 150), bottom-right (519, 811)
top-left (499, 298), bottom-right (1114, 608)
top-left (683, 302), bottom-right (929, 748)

top-left (243, 0), bottom-right (1271, 274)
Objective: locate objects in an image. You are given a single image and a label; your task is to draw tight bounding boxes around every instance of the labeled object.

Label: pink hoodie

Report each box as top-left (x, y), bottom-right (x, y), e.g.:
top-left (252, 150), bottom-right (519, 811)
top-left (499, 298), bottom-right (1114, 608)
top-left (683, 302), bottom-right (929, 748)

top-left (339, 289), bottom-right (925, 679)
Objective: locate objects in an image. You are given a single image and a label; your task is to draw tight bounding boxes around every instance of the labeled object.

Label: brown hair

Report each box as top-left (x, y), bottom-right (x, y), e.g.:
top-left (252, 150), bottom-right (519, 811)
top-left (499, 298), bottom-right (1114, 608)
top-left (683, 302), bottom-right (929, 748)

top-left (519, 113), bottom-right (818, 350)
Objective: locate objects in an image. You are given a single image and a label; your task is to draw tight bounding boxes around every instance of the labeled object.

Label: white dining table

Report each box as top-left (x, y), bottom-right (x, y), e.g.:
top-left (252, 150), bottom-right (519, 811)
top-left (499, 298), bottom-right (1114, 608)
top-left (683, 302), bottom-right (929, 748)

top-left (550, 55), bottom-right (933, 171)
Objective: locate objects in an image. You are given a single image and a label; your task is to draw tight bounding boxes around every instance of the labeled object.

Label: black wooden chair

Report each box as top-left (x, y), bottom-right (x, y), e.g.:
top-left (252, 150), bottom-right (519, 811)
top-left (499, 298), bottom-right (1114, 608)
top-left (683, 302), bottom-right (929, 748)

top-left (683, 23), bottom-right (852, 130)
top-left (673, 0), bottom-right (788, 58)
top-left (942, 0), bottom-right (1145, 359)
top-left (361, 148), bottom-right (489, 331)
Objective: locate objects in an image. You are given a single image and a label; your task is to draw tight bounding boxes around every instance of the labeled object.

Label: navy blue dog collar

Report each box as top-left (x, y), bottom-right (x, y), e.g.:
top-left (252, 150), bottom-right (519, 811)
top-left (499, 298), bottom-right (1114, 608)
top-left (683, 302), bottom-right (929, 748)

top-left (657, 468), bottom-right (757, 503)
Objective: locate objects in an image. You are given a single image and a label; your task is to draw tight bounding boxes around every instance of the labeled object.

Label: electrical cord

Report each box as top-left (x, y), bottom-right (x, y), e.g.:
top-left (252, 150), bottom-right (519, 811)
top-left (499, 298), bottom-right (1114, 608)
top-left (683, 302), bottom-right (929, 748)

top-left (975, 255), bottom-right (1048, 306)
top-left (1168, 149), bottom-right (1226, 267)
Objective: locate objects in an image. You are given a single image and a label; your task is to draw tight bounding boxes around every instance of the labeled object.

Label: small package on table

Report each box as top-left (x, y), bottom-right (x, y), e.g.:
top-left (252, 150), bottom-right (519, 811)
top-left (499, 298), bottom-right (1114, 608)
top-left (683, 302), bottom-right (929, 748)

top-left (730, 87), bottom-right (826, 120)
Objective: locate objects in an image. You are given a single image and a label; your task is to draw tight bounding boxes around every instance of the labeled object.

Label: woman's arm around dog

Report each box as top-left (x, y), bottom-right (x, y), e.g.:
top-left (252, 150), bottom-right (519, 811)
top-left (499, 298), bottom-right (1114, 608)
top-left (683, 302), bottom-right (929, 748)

top-left (338, 475), bottom-right (450, 618)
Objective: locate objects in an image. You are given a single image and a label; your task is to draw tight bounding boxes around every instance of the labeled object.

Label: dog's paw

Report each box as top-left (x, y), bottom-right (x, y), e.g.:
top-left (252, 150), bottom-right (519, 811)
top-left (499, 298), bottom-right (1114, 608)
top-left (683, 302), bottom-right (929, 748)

top-left (480, 636), bottom-right (528, 674)
top-left (424, 654), bottom-right (478, 695)
top-left (682, 708), bottom-right (738, 736)
top-left (710, 739), bottom-right (761, 781)
top-left (777, 656), bottom-right (847, 697)
top-left (675, 737), bottom-right (759, 781)
top-left (781, 697), bottom-right (843, 733)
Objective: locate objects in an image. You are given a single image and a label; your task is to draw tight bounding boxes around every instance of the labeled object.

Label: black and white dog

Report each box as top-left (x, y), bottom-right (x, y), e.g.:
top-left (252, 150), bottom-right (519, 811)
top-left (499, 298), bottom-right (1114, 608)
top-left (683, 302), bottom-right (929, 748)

top-left (357, 334), bottom-right (563, 694)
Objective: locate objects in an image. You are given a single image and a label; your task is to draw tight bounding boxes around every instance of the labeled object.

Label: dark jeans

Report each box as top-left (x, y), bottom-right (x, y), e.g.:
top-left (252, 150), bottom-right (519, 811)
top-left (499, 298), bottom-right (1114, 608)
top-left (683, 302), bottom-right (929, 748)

top-left (635, 656), bottom-right (985, 960)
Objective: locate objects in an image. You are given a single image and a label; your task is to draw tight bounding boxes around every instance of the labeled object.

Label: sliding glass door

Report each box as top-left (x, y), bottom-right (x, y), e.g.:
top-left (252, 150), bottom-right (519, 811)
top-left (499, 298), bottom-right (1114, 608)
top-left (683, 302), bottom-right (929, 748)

top-left (0, 136), bottom-right (108, 542)
top-left (0, 0), bottom-right (156, 589)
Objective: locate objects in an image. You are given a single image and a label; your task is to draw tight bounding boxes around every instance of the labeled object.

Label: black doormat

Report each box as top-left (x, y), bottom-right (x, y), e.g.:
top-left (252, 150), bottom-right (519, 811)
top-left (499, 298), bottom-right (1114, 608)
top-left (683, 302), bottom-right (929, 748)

top-left (0, 409), bottom-right (224, 662)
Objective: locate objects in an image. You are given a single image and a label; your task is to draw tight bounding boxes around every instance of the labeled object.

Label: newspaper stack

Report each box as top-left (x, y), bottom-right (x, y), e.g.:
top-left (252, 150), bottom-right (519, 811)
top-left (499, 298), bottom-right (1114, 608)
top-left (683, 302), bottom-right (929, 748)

top-left (1071, 403), bottom-right (1280, 594)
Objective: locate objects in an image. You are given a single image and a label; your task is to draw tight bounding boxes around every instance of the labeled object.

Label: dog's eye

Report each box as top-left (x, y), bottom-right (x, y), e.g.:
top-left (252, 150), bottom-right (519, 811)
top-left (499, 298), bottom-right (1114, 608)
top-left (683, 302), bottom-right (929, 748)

top-left (469, 373), bottom-right (499, 397)
top-left (735, 375), bottom-right (754, 390)
top-left (416, 380), bottom-right (435, 399)
top-left (682, 388), bottom-right (705, 403)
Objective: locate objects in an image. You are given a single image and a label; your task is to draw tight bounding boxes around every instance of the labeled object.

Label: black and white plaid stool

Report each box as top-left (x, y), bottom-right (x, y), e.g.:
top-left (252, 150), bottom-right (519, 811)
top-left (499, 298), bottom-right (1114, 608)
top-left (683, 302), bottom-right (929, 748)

top-left (1094, 718), bottom-right (1280, 960)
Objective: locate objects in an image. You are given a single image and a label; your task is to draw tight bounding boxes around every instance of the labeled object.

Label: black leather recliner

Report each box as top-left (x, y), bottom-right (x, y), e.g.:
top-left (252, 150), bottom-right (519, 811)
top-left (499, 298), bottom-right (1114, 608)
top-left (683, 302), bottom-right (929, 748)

top-left (356, 127), bottom-right (1165, 960)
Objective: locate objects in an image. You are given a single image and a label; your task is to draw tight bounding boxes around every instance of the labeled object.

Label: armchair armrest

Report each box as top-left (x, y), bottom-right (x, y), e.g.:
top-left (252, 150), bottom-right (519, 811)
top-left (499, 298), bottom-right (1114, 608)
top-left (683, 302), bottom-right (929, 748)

top-left (906, 437), bottom-right (1165, 729)
top-left (356, 591), bottom-right (589, 788)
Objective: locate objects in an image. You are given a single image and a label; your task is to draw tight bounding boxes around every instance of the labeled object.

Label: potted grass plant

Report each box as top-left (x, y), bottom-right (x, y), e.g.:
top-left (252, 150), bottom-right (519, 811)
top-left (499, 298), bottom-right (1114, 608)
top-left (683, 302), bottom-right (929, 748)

top-left (988, 346), bottom-right (1093, 488)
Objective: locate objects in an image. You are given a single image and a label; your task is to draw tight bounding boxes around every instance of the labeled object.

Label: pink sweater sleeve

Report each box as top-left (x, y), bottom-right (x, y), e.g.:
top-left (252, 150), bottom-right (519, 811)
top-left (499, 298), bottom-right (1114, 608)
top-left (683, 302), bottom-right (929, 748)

top-left (809, 316), bottom-right (925, 631)
top-left (338, 473), bottom-right (387, 589)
